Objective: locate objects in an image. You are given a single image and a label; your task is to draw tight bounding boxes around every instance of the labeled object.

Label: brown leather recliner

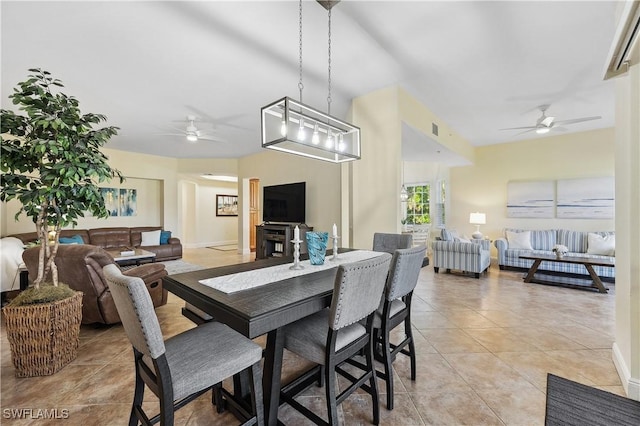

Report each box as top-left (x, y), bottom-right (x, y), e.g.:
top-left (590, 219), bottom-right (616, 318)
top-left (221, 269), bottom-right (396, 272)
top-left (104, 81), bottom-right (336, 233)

top-left (22, 245), bottom-right (168, 325)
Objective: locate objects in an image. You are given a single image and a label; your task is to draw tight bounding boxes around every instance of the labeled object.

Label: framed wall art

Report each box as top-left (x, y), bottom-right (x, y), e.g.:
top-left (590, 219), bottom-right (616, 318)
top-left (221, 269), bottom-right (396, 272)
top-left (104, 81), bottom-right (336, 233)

top-left (506, 180), bottom-right (555, 218)
top-left (216, 194), bottom-right (238, 217)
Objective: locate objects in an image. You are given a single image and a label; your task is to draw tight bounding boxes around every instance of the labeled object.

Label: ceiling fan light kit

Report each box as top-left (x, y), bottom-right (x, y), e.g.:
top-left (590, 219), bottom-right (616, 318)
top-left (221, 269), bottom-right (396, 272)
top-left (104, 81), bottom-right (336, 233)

top-left (261, 0), bottom-right (361, 163)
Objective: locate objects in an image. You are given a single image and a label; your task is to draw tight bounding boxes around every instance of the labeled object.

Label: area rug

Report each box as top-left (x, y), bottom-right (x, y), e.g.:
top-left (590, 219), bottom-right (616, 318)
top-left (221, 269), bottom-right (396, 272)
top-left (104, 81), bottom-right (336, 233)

top-left (545, 373), bottom-right (640, 425)
top-left (160, 260), bottom-right (205, 275)
top-left (206, 245), bottom-right (237, 252)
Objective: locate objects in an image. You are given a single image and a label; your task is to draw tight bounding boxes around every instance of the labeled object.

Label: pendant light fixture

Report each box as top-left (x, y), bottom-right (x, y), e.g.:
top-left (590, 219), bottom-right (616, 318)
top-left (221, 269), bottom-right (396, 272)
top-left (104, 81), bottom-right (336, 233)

top-left (400, 160), bottom-right (409, 202)
top-left (261, 0), bottom-right (361, 163)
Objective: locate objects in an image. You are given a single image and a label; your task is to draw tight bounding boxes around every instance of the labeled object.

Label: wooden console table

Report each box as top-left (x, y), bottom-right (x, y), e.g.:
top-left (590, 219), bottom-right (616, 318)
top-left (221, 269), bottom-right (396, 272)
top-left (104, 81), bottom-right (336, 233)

top-left (519, 254), bottom-right (614, 293)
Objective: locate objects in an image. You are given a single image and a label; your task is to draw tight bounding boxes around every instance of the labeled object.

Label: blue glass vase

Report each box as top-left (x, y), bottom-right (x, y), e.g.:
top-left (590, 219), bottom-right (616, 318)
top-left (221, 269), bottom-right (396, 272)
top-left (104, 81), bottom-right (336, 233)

top-left (306, 232), bottom-right (328, 265)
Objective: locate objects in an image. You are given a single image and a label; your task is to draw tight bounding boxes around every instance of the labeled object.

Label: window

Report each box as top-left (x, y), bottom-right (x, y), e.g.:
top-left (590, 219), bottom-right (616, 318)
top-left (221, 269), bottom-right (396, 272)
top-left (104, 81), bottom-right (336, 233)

top-left (402, 180), bottom-right (447, 228)
top-left (404, 184), bottom-right (430, 225)
top-left (433, 179), bottom-right (446, 228)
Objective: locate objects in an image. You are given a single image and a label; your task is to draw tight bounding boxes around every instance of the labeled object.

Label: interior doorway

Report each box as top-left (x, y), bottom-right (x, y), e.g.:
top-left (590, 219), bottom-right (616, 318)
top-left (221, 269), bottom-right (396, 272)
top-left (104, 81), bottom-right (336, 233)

top-left (249, 178), bottom-right (260, 252)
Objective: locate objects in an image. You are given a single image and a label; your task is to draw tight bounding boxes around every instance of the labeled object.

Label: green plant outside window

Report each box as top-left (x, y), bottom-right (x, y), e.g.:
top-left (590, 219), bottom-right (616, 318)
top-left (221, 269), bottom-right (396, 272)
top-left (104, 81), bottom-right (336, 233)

top-left (405, 184), bottom-right (431, 224)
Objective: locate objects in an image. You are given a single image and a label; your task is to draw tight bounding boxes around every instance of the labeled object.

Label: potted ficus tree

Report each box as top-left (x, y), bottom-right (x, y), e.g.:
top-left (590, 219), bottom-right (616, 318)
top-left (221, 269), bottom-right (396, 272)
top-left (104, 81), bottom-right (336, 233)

top-left (1, 68), bottom-right (123, 377)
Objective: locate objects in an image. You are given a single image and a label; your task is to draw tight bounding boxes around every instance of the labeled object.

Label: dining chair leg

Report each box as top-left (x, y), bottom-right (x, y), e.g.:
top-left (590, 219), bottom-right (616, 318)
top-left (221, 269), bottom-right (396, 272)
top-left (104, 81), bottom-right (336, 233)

top-left (367, 336), bottom-right (381, 425)
top-left (249, 362), bottom-right (264, 426)
top-left (212, 383), bottom-right (225, 414)
top-left (130, 367), bottom-right (145, 426)
top-left (325, 359), bottom-right (339, 425)
top-left (381, 326), bottom-right (394, 411)
top-left (406, 317), bottom-right (417, 381)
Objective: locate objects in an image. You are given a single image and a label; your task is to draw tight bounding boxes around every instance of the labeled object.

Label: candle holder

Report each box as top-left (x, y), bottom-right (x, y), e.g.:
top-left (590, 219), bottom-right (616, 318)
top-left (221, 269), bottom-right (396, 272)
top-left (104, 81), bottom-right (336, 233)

top-left (330, 235), bottom-right (340, 261)
top-left (290, 239), bottom-right (304, 270)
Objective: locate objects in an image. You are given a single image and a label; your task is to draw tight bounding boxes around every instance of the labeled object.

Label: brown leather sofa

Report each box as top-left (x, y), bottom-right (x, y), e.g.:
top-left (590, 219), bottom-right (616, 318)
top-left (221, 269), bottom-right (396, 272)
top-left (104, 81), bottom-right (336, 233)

top-left (11, 226), bottom-right (182, 261)
top-left (22, 245), bottom-right (168, 325)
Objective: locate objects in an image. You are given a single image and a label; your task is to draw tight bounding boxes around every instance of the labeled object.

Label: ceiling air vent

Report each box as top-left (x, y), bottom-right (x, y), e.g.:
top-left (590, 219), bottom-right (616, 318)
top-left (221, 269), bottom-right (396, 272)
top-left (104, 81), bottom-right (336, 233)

top-left (432, 123), bottom-right (439, 136)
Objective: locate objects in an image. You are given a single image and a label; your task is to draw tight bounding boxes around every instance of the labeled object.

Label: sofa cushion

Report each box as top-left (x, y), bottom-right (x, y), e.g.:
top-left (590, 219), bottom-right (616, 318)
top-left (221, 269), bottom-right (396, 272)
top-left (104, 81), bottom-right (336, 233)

top-left (506, 230), bottom-right (533, 250)
top-left (89, 227), bottom-right (132, 249)
top-left (141, 230), bottom-right (161, 246)
top-left (59, 234), bottom-right (85, 245)
top-left (587, 233), bottom-right (615, 256)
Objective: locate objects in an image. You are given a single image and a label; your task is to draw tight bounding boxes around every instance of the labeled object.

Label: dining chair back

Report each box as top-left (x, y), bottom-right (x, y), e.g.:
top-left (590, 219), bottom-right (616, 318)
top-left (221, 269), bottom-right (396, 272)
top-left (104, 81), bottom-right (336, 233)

top-left (280, 253), bottom-right (392, 425)
top-left (374, 245), bottom-right (426, 410)
top-left (104, 264), bottom-right (264, 426)
top-left (372, 232), bottom-right (412, 254)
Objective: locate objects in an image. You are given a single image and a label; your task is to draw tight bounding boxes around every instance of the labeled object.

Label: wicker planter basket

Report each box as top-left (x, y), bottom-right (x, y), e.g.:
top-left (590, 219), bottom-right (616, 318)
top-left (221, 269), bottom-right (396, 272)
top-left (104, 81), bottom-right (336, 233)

top-left (2, 291), bottom-right (83, 377)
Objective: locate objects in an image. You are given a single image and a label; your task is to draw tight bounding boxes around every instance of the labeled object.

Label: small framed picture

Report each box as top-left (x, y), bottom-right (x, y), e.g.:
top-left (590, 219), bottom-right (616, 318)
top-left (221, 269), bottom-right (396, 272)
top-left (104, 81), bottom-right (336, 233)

top-left (216, 194), bottom-right (238, 216)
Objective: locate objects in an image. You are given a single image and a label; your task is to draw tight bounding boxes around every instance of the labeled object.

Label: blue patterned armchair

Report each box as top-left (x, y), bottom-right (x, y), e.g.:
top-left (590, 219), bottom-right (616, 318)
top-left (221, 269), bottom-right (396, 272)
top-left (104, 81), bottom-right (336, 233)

top-left (432, 229), bottom-right (490, 278)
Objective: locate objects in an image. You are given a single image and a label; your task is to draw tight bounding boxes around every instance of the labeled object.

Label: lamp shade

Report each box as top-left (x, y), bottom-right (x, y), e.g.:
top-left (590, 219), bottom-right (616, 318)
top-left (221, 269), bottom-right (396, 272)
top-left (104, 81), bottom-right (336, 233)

top-left (261, 97), bottom-right (361, 163)
top-left (469, 212), bottom-right (486, 225)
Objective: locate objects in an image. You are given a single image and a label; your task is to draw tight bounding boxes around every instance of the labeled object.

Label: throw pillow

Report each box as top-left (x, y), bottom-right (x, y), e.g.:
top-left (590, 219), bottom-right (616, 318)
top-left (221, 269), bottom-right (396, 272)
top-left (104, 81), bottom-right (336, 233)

top-left (59, 235), bottom-right (84, 245)
top-left (506, 230), bottom-right (533, 250)
top-left (455, 236), bottom-right (472, 243)
top-left (140, 230), bottom-right (161, 246)
top-left (160, 230), bottom-right (171, 245)
top-left (587, 233), bottom-right (615, 256)
top-left (441, 229), bottom-right (459, 241)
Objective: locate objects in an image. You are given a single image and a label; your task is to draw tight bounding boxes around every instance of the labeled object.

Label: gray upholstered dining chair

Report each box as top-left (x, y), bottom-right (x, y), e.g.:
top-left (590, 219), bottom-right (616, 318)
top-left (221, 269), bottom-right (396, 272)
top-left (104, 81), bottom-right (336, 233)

top-left (373, 232), bottom-right (413, 254)
top-left (372, 245), bottom-right (426, 410)
top-left (279, 253), bottom-right (392, 425)
top-left (103, 264), bottom-right (264, 426)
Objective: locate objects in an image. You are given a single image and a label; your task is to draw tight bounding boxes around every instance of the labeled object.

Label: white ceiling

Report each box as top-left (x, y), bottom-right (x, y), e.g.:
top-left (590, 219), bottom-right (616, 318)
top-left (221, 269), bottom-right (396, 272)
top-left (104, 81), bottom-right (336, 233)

top-left (1, 1), bottom-right (617, 167)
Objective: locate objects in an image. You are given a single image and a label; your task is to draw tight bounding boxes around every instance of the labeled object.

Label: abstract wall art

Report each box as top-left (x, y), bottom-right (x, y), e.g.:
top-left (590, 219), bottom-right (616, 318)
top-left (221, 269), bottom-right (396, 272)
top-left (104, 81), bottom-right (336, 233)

top-left (506, 180), bottom-right (555, 218)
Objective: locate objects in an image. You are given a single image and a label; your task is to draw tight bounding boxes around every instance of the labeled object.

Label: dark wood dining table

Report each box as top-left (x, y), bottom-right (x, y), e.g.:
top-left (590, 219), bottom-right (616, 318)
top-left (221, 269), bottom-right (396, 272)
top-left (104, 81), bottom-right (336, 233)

top-left (162, 254), bottom-right (344, 425)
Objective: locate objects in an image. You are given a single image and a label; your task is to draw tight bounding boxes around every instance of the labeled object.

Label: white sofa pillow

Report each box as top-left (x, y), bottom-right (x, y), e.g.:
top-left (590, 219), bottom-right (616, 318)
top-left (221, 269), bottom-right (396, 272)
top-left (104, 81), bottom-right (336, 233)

top-left (587, 233), bottom-right (615, 256)
top-left (140, 230), bottom-right (161, 246)
top-left (506, 230), bottom-right (533, 250)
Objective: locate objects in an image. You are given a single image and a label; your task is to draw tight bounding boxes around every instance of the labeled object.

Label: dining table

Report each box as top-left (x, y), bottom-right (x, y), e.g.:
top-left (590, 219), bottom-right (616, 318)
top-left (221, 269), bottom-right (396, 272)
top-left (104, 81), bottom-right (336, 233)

top-left (162, 249), bottom-right (362, 425)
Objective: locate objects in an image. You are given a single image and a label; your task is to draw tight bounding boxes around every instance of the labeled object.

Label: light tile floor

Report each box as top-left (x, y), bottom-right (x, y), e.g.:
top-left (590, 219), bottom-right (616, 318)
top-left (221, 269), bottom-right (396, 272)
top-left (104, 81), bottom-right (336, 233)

top-left (1, 248), bottom-right (622, 425)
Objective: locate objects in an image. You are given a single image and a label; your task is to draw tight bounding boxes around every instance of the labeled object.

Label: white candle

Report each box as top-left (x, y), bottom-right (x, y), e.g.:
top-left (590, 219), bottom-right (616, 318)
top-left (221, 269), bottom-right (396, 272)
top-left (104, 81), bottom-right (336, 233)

top-left (294, 225), bottom-right (300, 241)
top-left (332, 223), bottom-right (338, 238)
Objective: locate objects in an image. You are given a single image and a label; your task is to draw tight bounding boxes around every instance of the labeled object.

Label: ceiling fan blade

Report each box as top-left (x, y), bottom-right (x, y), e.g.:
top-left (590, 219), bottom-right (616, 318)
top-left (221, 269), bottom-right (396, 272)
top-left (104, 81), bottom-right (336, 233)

top-left (554, 116), bottom-right (602, 126)
top-left (198, 135), bottom-right (229, 143)
top-left (514, 128), bottom-right (537, 136)
top-left (552, 126), bottom-right (568, 132)
top-left (155, 133), bottom-right (184, 137)
top-left (499, 126), bottom-right (538, 131)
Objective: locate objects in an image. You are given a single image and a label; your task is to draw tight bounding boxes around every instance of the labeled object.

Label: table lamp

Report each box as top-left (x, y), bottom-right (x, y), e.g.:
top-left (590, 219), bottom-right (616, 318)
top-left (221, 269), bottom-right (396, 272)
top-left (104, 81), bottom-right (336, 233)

top-left (469, 212), bottom-right (486, 239)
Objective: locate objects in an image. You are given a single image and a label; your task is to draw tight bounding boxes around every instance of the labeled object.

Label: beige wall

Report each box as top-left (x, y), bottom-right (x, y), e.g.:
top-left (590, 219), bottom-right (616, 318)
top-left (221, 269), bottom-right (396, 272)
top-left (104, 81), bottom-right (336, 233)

top-left (349, 86), bottom-right (475, 249)
top-left (449, 128), bottom-right (616, 247)
top-left (612, 38), bottom-right (640, 400)
top-left (237, 149), bottom-right (342, 253)
top-left (2, 148), bottom-right (178, 237)
top-left (178, 177), bottom-right (238, 248)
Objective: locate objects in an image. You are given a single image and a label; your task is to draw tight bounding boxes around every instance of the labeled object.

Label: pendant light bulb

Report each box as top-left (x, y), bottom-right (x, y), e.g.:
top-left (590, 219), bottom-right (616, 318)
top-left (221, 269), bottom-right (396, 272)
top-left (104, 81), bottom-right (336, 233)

top-left (297, 118), bottom-right (306, 141)
top-left (337, 133), bottom-right (345, 152)
top-left (280, 119), bottom-right (287, 136)
top-left (325, 130), bottom-right (333, 148)
top-left (312, 123), bottom-right (320, 145)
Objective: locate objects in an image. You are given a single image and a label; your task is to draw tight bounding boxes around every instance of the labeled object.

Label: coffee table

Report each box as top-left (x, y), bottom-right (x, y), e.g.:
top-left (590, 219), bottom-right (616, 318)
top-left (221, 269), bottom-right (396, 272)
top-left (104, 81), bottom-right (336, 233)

top-left (519, 253), bottom-right (614, 293)
top-left (107, 248), bottom-right (156, 266)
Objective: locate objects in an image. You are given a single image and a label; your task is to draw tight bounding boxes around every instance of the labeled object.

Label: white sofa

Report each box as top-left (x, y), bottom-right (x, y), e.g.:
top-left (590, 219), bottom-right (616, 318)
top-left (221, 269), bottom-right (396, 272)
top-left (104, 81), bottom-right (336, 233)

top-left (494, 228), bottom-right (615, 279)
top-left (1, 237), bottom-right (25, 296)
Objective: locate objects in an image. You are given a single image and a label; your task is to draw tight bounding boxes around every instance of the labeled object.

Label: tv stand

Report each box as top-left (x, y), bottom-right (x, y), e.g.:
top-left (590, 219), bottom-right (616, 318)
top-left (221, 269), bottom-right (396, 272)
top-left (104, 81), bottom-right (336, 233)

top-left (256, 223), bottom-right (313, 260)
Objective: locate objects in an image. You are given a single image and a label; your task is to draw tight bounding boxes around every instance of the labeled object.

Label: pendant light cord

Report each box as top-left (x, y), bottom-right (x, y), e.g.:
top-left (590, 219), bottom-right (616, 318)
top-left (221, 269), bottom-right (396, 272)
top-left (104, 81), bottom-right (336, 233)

top-left (327, 8), bottom-right (332, 117)
top-left (298, 0), bottom-right (304, 103)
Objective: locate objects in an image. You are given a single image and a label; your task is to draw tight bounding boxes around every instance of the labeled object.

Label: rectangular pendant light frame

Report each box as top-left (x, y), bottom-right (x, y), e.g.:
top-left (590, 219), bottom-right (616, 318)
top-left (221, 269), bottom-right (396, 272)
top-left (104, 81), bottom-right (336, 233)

top-left (261, 96), bottom-right (361, 163)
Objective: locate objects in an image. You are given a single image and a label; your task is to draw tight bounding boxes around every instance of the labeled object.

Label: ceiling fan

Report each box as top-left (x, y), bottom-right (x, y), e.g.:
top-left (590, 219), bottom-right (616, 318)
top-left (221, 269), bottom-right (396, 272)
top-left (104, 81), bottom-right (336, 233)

top-left (160, 116), bottom-right (227, 143)
top-left (500, 105), bottom-right (602, 135)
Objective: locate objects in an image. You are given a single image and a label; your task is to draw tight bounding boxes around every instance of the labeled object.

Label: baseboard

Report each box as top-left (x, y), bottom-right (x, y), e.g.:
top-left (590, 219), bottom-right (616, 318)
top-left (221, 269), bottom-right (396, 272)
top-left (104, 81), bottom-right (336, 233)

top-left (184, 240), bottom-right (238, 249)
top-left (612, 342), bottom-right (640, 400)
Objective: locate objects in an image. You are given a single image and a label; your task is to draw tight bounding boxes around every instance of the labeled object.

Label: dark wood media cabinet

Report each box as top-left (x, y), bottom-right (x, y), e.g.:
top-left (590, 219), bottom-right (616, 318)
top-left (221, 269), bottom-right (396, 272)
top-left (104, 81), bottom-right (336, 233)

top-left (256, 223), bottom-right (313, 260)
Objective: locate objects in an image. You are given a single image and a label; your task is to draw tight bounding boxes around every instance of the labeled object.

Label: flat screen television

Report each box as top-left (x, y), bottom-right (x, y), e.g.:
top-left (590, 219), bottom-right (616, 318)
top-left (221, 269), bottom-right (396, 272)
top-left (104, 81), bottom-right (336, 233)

top-left (263, 182), bottom-right (306, 224)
